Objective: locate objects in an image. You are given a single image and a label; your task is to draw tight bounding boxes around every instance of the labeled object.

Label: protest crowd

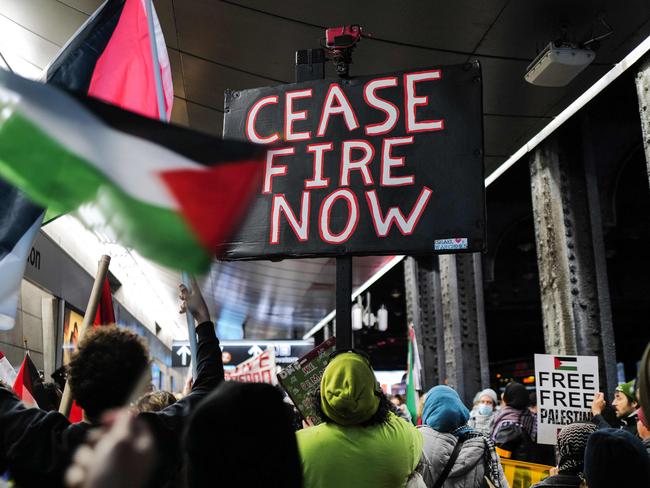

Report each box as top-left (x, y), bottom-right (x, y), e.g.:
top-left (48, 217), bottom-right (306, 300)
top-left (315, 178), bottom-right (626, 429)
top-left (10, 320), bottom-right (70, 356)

top-left (0, 278), bottom-right (648, 488)
top-left (3, 1), bottom-right (650, 487)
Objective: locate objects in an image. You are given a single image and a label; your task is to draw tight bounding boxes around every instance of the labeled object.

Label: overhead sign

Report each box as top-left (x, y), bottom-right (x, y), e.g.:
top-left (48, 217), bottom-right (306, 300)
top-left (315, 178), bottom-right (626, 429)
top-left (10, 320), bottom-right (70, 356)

top-left (172, 344), bottom-right (192, 367)
top-left (222, 62), bottom-right (484, 259)
top-left (225, 348), bottom-right (277, 385)
top-left (171, 339), bottom-right (314, 368)
top-left (534, 354), bottom-right (599, 445)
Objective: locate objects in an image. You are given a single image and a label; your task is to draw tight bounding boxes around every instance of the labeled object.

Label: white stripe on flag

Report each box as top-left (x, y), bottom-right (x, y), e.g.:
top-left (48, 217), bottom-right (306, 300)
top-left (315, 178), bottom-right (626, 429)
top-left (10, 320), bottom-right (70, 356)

top-left (0, 72), bottom-right (196, 210)
top-left (0, 213), bottom-right (43, 330)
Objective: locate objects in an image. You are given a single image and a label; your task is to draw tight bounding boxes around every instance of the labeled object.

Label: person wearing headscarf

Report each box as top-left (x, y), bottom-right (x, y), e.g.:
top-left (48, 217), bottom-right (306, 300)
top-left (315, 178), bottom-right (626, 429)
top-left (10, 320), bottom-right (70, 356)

top-left (583, 428), bottom-right (650, 488)
top-left (530, 422), bottom-right (597, 488)
top-left (417, 386), bottom-right (507, 488)
top-left (297, 351), bottom-right (423, 488)
top-left (468, 388), bottom-right (498, 436)
top-left (184, 382), bottom-right (302, 488)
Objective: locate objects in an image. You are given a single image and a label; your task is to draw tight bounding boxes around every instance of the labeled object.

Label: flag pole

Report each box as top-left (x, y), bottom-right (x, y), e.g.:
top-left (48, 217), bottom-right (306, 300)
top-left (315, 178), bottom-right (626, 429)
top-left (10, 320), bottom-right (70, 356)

top-left (145, 0), bottom-right (167, 121)
top-left (59, 255), bottom-right (111, 417)
top-left (182, 272), bottom-right (199, 379)
top-left (145, 0), bottom-right (199, 378)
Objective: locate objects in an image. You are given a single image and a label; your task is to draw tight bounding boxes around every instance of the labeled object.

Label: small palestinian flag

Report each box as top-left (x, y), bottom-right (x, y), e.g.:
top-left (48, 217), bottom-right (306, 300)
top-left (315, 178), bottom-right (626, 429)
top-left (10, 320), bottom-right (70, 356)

top-left (0, 70), bottom-right (264, 272)
top-left (13, 353), bottom-right (40, 408)
top-left (554, 356), bottom-right (577, 371)
top-left (45, 0), bottom-right (173, 121)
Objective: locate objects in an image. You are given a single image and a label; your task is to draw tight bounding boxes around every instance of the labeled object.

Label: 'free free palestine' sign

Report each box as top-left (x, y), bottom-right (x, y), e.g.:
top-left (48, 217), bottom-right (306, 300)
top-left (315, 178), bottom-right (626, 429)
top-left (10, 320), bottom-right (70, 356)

top-left (222, 62), bottom-right (485, 260)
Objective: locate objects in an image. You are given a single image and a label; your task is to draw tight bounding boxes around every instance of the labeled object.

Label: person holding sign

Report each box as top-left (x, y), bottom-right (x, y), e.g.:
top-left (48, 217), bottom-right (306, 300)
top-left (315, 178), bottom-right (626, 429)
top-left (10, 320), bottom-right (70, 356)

top-left (591, 380), bottom-right (639, 436)
top-left (297, 351), bottom-right (423, 488)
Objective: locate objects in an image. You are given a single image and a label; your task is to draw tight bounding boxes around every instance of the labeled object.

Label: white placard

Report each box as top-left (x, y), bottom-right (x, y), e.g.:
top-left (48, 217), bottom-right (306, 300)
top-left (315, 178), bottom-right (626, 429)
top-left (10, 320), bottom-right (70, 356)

top-left (534, 353), bottom-right (599, 445)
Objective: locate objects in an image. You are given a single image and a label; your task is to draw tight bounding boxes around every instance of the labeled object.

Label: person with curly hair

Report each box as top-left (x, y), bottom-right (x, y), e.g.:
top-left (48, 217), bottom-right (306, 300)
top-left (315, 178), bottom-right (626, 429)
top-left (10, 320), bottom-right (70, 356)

top-left (297, 351), bottom-right (423, 488)
top-left (0, 279), bottom-right (223, 488)
top-left (134, 390), bottom-right (178, 414)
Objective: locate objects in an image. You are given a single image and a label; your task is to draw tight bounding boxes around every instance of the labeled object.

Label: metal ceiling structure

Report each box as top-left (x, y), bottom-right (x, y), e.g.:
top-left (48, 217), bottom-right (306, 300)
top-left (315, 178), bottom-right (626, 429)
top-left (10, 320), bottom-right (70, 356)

top-left (2, 0), bottom-right (650, 339)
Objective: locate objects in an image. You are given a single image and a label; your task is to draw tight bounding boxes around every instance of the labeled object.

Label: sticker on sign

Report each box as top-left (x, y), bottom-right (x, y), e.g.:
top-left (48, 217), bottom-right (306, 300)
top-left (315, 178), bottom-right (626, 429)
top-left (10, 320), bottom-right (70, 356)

top-left (434, 238), bottom-right (468, 250)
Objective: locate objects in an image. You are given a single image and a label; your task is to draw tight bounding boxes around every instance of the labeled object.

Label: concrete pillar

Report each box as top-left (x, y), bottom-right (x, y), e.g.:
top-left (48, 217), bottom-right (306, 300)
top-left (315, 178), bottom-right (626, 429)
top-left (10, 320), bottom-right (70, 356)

top-left (439, 253), bottom-right (488, 404)
top-left (635, 55), bottom-right (650, 186)
top-left (404, 256), bottom-right (445, 390)
top-left (41, 297), bottom-right (57, 380)
top-left (529, 131), bottom-right (616, 393)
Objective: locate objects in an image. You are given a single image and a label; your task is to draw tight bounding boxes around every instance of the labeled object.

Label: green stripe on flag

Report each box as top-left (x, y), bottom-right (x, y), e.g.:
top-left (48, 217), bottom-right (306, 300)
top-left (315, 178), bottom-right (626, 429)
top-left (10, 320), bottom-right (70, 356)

top-left (406, 337), bottom-right (417, 424)
top-left (0, 111), bottom-right (211, 272)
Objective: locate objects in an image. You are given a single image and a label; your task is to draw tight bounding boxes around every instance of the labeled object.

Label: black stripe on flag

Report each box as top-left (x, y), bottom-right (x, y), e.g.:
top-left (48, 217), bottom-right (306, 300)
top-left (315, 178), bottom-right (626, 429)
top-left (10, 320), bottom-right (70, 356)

top-left (0, 181), bottom-right (44, 261)
top-left (45, 0), bottom-right (127, 94)
top-left (73, 93), bottom-right (267, 165)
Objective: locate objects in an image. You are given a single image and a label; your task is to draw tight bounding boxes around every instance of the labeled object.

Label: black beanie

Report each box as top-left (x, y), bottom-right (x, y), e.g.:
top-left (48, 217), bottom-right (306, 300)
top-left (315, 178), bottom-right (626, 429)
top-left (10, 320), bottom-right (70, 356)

top-left (184, 382), bottom-right (303, 488)
top-left (584, 428), bottom-right (650, 488)
top-left (504, 382), bottom-right (529, 410)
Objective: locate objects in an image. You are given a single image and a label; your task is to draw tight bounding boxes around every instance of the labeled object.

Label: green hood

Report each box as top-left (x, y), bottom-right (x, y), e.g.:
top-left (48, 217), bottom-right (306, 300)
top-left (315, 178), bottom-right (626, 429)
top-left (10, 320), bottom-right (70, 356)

top-left (320, 352), bottom-right (380, 426)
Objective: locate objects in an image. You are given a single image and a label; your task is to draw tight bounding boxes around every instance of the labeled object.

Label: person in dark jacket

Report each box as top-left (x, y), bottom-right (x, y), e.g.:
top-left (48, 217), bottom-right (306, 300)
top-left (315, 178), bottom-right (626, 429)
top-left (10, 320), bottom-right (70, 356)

top-left (0, 280), bottom-right (223, 488)
top-left (590, 380), bottom-right (639, 436)
top-left (184, 381), bottom-right (302, 488)
top-left (531, 422), bottom-right (597, 488)
top-left (583, 428), bottom-right (650, 487)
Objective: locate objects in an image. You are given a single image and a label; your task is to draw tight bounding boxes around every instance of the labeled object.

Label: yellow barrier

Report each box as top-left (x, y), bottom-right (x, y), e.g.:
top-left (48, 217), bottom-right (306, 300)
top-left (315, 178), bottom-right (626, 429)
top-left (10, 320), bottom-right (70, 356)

top-left (500, 458), bottom-right (552, 488)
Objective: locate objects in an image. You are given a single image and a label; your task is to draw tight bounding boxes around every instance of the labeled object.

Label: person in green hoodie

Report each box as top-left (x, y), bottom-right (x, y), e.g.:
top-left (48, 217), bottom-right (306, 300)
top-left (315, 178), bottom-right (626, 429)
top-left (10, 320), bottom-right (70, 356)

top-left (297, 351), bottom-right (423, 488)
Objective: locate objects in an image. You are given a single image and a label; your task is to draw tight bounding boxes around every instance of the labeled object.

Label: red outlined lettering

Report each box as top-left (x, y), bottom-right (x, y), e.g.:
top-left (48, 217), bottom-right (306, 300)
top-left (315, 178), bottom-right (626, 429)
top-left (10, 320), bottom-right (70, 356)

top-left (363, 77), bottom-right (399, 136)
top-left (245, 95), bottom-right (280, 144)
top-left (366, 186), bottom-right (432, 236)
top-left (404, 70), bottom-right (444, 134)
top-left (270, 191), bottom-right (311, 244)
top-left (318, 188), bottom-right (359, 244)
top-left (317, 83), bottom-right (360, 137)
top-left (340, 140), bottom-right (375, 186)
top-left (381, 136), bottom-right (415, 187)
top-left (284, 89), bottom-right (313, 142)
top-left (263, 147), bottom-right (294, 194)
top-left (305, 143), bottom-right (333, 189)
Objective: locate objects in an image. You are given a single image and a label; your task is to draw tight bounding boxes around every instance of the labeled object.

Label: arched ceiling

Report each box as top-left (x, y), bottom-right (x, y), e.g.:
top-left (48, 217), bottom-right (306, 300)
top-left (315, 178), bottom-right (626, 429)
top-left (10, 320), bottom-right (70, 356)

top-left (2, 0), bottom-right (650, 339)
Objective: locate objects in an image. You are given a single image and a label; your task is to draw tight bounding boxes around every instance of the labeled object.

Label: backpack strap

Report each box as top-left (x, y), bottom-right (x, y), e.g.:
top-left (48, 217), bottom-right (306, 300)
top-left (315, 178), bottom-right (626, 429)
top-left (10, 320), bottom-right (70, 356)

top-left (432, 439), bottom-right (464, 488)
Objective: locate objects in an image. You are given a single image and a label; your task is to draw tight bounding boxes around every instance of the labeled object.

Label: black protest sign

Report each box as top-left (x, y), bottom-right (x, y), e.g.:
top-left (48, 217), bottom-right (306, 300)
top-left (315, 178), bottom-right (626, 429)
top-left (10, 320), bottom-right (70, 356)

top-left (222, 63), bottom-right (484, 259)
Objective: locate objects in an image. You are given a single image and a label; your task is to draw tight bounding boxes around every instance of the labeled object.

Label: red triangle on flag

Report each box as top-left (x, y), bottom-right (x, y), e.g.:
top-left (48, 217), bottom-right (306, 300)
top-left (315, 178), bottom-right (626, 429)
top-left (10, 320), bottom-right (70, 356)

top-left (159, 160), bottom-right (262, 255)
top-left (94, 277), bottom-right (116, 327)
top-left (13, 353), bottom-right (40, 408)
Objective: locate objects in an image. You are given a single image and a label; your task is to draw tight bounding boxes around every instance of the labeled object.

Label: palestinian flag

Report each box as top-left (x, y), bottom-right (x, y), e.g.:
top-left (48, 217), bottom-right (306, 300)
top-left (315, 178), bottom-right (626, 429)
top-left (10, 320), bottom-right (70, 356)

top-left (406, 326), bottom-right (422, 424)
top-left (554, 356), bottom-right (578, 371)
top-left (0, 70), bottom-right (264, 272)
top-left (44, 0), bottom-right (173, 121)
top-left (13, 353), bottom-right (40, 408)
top-left (0, 181), bottom-right (44, 330)
top-left (0, 350), bottom-right (17, 386)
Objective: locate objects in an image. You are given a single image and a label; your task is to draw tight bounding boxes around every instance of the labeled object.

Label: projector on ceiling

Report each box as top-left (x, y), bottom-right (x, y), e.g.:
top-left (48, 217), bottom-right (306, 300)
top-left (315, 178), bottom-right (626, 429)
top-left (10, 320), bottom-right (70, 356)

top-left (525, 42), bottom-right (595, 87)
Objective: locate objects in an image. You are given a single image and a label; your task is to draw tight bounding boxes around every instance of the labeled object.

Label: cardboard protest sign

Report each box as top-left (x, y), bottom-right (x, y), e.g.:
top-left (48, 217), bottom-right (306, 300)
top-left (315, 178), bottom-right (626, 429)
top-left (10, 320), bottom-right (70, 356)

top-left (277, 337), bottom-right (336, 424)
top-left (222, 63), bottom-right (484, 259)
top-left (534, 354), bottom-right (599, 445)
top-left (225, 348), bottom-right (277, 385)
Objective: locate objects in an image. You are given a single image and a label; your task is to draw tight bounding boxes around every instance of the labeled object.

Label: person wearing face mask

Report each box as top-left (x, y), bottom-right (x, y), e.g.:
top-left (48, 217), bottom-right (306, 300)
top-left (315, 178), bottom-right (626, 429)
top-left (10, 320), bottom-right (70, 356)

top-left (468, 389), bottom-right (498, 436)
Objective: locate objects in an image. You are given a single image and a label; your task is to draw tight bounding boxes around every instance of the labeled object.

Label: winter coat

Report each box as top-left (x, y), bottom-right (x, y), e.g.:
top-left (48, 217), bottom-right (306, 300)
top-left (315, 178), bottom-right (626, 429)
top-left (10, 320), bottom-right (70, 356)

top-left (0, 322), bottom-right (223, 488)
top-left (643, 437), bottom-right (650, 458)
top-left (467, 412), bottom-right (495, 437)
top-left (530, 473), bottom-right (582, 488)
top-left (417, 425), bottom-right (509, 488)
